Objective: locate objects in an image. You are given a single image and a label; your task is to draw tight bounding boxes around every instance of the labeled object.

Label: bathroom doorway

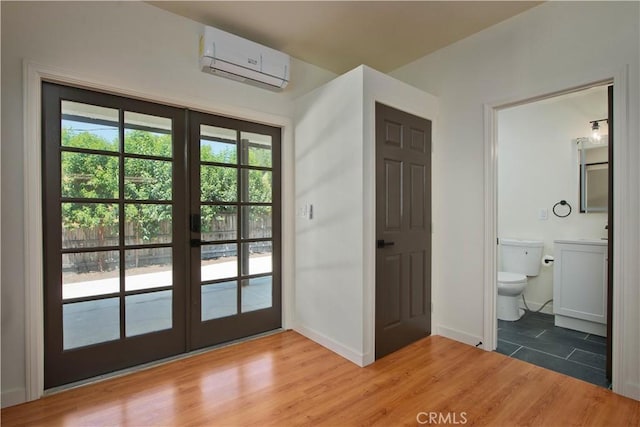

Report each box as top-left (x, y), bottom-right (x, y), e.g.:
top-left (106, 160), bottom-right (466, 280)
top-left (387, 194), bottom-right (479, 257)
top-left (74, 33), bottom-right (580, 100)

top-left (494, 83), bottom-right (612, 388)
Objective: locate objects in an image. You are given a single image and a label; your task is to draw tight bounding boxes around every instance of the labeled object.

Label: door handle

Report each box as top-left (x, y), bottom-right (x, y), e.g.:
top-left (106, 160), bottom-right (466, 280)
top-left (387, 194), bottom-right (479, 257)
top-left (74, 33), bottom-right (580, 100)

top-left (190, 214), bottom-right (201, 233)
top-left (191, 239), bottom-right (217, 248)
top-left (377, 239), bottom-right (395, 248)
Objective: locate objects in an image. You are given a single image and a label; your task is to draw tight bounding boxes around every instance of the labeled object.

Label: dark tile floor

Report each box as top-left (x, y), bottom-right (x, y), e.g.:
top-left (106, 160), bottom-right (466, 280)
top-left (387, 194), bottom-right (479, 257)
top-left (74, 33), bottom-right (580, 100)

top-left (496, 311), bottom-right (610, 388)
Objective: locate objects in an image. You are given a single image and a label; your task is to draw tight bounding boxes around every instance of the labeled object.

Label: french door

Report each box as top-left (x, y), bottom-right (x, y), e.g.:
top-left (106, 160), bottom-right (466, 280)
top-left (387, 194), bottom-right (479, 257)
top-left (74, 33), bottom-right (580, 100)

top-left (42, 82), bottom-right (281, 388)
top-left (189, 112), bottom-right (281, 349)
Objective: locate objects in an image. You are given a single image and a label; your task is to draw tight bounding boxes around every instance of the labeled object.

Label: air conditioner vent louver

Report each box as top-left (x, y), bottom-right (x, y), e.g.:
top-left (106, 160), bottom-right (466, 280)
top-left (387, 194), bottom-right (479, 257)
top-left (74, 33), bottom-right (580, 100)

top-left (199, 26), bottom-right (290, 91)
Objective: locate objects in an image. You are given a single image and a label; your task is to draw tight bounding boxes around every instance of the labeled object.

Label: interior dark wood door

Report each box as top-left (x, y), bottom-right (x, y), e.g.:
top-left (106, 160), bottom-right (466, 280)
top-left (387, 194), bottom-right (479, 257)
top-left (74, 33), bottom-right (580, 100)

top-left (42, 82), bottom-right (187, 388)
top-left (375, 102), bottom-right (432, 359)
top-left (188, 111), bottom-right (281, 349)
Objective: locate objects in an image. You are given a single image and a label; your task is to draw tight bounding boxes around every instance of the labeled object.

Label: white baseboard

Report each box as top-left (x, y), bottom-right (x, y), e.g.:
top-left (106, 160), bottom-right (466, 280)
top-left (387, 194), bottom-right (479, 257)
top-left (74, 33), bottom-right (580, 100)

top-left (437, 325), bottom-right (484, 349)
top-left (1, 387), bottom-right (26, 408)
top-left (519, 300), bottom-right (554, 315)
top-left (294, 324), bottom-right (365, 367)
top-left (622, 381), bottom-right (640, 401)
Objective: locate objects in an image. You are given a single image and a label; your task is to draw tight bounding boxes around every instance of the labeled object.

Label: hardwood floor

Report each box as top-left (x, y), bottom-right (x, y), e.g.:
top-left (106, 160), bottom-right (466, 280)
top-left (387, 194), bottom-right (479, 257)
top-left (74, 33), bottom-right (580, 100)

top-left (2, 331), bottom-right (638, 426)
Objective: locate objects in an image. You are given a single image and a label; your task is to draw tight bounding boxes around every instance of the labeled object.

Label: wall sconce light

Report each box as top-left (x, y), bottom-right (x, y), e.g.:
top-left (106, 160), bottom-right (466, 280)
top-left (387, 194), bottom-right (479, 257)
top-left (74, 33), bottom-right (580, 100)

top-left (590, 119), bottom-right (607, 143)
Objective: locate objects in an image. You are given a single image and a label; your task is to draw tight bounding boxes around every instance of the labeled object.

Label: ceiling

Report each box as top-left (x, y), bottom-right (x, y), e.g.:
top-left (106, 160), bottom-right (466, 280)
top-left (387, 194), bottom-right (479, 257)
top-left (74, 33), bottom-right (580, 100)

top-left (149, 1), bottom-right (542, 74)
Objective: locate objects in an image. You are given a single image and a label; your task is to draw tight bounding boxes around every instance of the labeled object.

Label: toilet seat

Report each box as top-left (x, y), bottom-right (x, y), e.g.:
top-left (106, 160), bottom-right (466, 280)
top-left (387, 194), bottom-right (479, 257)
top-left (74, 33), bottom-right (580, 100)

top-left (498, 271), bottom-right (526, 284)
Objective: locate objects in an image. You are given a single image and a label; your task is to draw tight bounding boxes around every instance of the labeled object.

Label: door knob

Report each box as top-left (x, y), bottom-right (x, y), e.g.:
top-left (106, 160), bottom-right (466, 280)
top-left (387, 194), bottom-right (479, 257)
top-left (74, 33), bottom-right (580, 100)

top-left (377, 239), bottom-right (395, 248)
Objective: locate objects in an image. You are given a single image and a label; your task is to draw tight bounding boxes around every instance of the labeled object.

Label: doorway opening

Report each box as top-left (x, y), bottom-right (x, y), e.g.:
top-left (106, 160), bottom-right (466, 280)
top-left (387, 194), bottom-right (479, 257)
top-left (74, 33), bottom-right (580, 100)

top-left (494, 83), bottom-right (612, 388)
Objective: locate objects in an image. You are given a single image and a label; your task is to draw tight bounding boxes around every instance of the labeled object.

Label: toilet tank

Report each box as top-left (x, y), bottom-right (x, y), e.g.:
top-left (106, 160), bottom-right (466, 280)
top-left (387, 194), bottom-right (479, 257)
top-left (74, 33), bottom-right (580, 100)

top-left (500, 238), bottom-right (544, 276)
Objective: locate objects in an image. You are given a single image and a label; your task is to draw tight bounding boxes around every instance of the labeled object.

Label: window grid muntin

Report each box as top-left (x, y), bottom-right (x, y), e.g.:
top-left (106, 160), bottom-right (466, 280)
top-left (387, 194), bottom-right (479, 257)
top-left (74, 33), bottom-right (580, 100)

top-left (59, 101), bottom-right (176, 346)
top-left (198, 126), bottom-right (274, 318)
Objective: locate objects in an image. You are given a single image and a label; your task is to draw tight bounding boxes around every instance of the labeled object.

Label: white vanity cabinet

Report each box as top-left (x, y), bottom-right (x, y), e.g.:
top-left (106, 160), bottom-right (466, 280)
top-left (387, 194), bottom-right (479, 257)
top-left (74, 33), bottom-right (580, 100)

top-left (553, 239), bottom-right (607, 336)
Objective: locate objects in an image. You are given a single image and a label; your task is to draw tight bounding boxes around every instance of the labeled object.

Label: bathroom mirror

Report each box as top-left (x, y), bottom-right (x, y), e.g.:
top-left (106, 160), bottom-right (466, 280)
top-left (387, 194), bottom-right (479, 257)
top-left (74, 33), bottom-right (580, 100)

top-left (577, 140), bottom-right (608, 213)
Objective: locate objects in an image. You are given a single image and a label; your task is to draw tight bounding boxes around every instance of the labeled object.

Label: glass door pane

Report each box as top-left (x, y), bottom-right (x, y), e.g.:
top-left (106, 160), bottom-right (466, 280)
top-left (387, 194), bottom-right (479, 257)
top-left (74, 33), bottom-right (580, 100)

top-left (122, 111), bottom-right (175, 338)
top-left (239, 132), bottom-right (274, 314)
top-left (60, 99), bottom-right (122, 351)
top-left (198, 124), bottom-right (239, 322)
top-left (190, 112), bottom-right (281, 349)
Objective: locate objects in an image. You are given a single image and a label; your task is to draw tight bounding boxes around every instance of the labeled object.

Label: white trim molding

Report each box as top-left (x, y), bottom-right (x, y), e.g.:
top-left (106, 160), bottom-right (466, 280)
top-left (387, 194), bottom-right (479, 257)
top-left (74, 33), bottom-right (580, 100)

top-left (24, 62), bottom-right (45, 402)
top-left (23, 61), bottom-right (295, 402)
top-left (610, 67), bottom-right (639, 401)
top-left (482, 103), bottom-right (498, 352)
top-left (483, 66), bottom-right (634, 399)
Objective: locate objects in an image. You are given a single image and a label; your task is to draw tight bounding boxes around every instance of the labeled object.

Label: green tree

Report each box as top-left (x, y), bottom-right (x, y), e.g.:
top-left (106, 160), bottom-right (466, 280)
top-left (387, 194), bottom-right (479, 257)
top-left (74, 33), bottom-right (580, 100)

top-left (200, 143), bottom-right (237, 230)
top-left (61, 128), bottom-right (119, 271)
top-left (199, 141), bottom-right (272, 236)
top-left (62, 128), bottom-right (174, 269)
top-left (61, 129), bottom-right (274, 270)
top-left (123, 130), bottom-right (172, 266)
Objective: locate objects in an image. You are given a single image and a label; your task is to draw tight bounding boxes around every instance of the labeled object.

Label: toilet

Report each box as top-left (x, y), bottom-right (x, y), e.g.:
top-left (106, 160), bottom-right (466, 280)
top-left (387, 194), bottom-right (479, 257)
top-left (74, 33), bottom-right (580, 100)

top-left (497, 238), bottom-right (544, 321)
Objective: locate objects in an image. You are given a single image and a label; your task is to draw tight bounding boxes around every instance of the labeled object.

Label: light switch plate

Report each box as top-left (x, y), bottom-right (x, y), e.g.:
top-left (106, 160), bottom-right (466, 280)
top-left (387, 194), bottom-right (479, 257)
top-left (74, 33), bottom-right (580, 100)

top-left (538, 208), bottom-right (548, 220)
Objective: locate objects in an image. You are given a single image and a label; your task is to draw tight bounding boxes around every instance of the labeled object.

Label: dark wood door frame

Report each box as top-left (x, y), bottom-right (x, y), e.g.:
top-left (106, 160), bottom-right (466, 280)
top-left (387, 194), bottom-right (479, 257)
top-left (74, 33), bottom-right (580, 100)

top-left (606, 84), bottom-right (613, 382)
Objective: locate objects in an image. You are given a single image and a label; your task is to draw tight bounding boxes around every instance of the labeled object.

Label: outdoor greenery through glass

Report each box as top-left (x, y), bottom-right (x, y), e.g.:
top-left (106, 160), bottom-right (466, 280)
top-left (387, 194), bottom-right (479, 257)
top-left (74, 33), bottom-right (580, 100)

top-left (59, 103), bottom-right (277, 340)
top-left (199, 131), bottom-right (272, 226)
top-left (61, 127), bottom-right (173, 251)
top-left (60, 106), bottom-right (176, 348)
top-left (198, 127), bottom-right (274, 321)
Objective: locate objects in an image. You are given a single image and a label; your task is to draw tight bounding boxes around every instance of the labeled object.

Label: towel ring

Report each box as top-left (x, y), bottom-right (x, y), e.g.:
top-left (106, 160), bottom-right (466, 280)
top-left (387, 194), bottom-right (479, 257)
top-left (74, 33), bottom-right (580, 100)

top-left (553, 200), bottom-right (572, 218)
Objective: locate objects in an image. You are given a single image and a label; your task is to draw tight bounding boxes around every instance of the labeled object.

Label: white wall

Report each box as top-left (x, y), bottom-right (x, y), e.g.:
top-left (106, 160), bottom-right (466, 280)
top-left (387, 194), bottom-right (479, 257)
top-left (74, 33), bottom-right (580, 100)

top-left (498, 87), bottom-right (609, 312)
top-left (1, 1), bottom-right (336, 407)
top-left (391, 1), bottom-right (639, 399)
top-left (294, 65), bottom-right (437, 366)
top-left (293, 67), bottom-right (365, 364)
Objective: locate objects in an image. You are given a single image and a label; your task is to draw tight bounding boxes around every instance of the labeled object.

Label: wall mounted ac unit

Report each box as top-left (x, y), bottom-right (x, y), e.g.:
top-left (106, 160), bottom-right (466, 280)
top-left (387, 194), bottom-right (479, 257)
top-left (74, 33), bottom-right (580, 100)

top-left (199, 25), bottom-right (290, 91)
